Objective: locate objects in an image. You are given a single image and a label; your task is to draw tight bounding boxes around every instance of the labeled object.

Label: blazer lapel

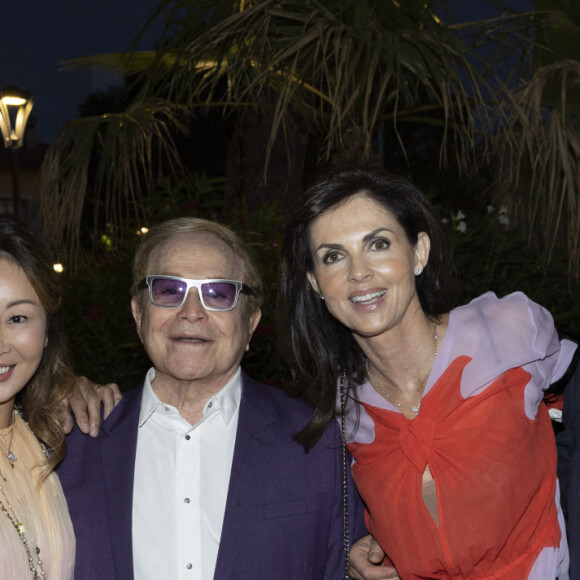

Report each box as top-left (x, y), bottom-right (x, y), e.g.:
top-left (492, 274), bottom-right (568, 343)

top-left (99, 387), bottom-right (142, 579)
top-left (214, 374), bottom-right (281, 579)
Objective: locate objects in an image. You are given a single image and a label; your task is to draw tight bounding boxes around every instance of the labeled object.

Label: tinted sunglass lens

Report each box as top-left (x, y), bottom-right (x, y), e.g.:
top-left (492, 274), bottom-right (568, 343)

top-left (151, 278), bottom-right (187, 306)
top-left (201, 282), bottom-right (238, 310)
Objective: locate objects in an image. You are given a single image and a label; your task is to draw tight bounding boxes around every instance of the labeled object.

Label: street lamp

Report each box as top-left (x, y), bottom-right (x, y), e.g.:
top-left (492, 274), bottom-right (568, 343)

top-left (0, 88), bottom-right (34, 217)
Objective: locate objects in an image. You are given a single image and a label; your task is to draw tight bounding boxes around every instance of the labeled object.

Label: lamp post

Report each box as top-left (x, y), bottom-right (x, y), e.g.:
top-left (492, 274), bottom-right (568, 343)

top-left (0, 88), bottom-right (34, 218)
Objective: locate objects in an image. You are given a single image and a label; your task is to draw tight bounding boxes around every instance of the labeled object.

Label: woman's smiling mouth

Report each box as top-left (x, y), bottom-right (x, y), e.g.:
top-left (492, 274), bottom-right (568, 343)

top-left (349, 290), bottom-right (386, 304)
top-left (0, 366), bottom-right (15, 381)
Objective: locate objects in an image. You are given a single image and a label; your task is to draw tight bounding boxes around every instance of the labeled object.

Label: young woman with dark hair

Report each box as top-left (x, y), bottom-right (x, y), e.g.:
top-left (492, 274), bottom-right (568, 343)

top-left (0, 217), bottom-right (75, 578)
top-left (278, 167), bottom-right (575, 579)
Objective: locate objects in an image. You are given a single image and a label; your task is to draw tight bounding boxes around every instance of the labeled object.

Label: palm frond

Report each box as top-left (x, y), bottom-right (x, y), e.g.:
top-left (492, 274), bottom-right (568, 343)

top-left (145, 0), bottom-right (496, 167)
top-left (60, 51), bottom-right (182, 75)
top-left (493, 60), bottom-right (580, 280)
top-left (39, 99), bottom-right (189, 263)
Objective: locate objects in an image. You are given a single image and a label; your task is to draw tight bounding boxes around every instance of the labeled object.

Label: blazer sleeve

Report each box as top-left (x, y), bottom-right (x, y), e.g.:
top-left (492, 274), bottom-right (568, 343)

top-left (558, 355), bottom-right (580, 579)
top-left (557, 349), bottom-right (580, 510)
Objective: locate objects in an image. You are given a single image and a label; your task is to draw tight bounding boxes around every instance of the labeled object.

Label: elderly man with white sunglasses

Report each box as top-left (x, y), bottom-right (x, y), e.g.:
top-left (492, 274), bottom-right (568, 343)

top-left (57, 217), bottom-right (367, 580)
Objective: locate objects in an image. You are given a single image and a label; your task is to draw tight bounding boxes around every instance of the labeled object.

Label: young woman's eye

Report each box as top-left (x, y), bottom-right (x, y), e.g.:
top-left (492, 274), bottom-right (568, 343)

top-left (371, 238), bottom-right (390, 251)
top-left (8, 315), bottom-right (28, 324)
top-left (322, 250), bottom-right (342, 264)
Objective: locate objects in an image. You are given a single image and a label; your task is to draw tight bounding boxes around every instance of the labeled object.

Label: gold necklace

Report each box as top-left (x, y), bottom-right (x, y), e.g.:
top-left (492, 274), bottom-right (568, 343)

top-left (0, 416), bottom-right (46, 579)
top-left (0, 467), bottom-right (46, 578)
top-left (366, 322), bottom-right (439, 415)
top-left (0, 412), bottom-right (18, 468)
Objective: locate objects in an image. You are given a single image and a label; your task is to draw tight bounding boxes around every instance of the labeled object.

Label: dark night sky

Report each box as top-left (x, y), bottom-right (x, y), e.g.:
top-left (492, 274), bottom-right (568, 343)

top-left (2, 0), bottom-right (533, 145)
top-left (3, 0), bottom-right (162, 144)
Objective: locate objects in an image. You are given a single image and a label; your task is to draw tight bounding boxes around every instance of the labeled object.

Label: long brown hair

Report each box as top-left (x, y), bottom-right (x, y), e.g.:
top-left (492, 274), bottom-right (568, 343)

top-left (0, 217), bottom-right (74, 473)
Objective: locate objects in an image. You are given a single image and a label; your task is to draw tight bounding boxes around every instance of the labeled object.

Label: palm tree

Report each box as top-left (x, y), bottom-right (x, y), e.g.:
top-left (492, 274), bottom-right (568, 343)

top-left (46, 0), bottom-right (576, 274)
top-left (39, 97), bottom-right (189, 258)
top-left (138, 0), bottom-right (496, 202)
top-left (492, 0), bottom-right (580, 280)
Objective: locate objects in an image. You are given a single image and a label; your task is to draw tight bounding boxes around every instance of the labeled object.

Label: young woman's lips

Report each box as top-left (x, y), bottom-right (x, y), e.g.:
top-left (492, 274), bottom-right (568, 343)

top-left (0, 366), bottom-right (15, 382)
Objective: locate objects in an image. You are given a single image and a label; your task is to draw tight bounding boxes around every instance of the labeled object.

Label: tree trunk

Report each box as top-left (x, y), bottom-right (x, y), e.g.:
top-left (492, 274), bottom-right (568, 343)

top-left (224, 106), bottom-right (309, 212)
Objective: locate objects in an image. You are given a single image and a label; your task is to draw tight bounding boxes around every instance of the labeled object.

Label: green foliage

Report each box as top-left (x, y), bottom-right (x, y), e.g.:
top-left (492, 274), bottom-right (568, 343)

top-left (40, 99), bottom-right (190, 260)
top-left (234, 202), bottom-right (285, 384)
top-left (442, 203), bottom-right (579, 338)
top-left (59, 247), bottom-right (146, 388)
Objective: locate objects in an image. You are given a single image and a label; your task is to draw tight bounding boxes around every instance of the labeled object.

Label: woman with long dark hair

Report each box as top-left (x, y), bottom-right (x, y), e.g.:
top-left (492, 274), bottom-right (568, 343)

top-left (278, 167), bottom-right (574, 579)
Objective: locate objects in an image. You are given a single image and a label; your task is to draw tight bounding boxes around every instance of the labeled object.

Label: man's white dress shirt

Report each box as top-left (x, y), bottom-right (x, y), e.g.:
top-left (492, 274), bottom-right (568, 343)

top-left (132, 367), bottom-right (241, 579)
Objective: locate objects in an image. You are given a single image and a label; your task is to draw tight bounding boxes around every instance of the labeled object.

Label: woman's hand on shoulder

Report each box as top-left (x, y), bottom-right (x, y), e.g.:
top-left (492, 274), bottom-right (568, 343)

top-left (58, 377), bottom-right (122, 437)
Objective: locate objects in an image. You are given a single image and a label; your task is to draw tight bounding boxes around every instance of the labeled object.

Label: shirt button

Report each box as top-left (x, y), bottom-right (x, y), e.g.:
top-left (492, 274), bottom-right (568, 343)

top-left (208, 402), bottom-right (213, 408)
top-left (186, 563), bottom-right (192, 570)
top-left (185, 434), bottom-right (191, 440)
top-left (184, 497), bottom-right (190, 504)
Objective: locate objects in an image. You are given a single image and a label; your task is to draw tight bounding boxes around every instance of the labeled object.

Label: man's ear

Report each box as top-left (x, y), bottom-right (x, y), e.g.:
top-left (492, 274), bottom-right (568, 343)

top-left (306, 271), bottom-right (321, 295)
top-left (245, 309), bottom-right (262, 352)
top-left (249, 309), bottom-right (261, 336)
top-left (131, 297), bottom-right (143, 341)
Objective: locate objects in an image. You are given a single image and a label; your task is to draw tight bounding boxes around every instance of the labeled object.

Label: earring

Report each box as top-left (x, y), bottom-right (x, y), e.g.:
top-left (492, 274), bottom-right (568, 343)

top-left (320, 295), bottom-right (325, 300)
top-left (415, 267), bottom-right (422, 275)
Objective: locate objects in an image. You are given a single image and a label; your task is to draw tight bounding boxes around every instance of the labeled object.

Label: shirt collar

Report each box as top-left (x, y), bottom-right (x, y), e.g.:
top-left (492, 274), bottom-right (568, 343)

top-left (138, 367), bottom-right (243, 428)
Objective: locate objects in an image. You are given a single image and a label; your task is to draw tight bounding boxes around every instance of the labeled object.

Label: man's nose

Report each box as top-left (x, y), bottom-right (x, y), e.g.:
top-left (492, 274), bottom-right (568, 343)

top-left (179, 288), bottom-right (208, 320)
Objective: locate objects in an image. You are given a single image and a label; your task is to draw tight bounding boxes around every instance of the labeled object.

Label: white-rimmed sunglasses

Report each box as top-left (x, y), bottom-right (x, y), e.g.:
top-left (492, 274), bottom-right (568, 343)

top-left (140, 275), bottom-right (255, 311)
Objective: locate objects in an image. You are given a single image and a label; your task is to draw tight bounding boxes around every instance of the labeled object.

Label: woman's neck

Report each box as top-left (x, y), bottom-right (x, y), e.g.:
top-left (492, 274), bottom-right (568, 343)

top-left (360, 312), bottom-right (448, 394)
top-left (0, 400), bottom-right (15, 429)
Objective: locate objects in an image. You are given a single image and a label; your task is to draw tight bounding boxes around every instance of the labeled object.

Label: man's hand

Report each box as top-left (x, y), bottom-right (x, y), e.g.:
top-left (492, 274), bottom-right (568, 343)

top-left (349, 535), bottom-right (399, 580)
top-left (59, 377), bottom-right (123, 437)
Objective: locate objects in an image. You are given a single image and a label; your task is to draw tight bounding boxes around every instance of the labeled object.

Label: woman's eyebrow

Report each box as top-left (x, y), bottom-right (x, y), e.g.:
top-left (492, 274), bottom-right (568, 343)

top-left (362, 227), bottom-right (393, 243)
top-left (6, 299), bottom-right (38, 308)
top-left (315, 242), bottom-right (343, 252)
top-left (315, 227), bottom-right (395, 252)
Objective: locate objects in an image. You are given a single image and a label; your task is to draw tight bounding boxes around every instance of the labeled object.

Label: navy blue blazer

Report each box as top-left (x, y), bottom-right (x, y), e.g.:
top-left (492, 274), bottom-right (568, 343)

top-left (58, 372), bottom-right (367, 579)
top-left (558, 356), bottom-right (580, 580)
